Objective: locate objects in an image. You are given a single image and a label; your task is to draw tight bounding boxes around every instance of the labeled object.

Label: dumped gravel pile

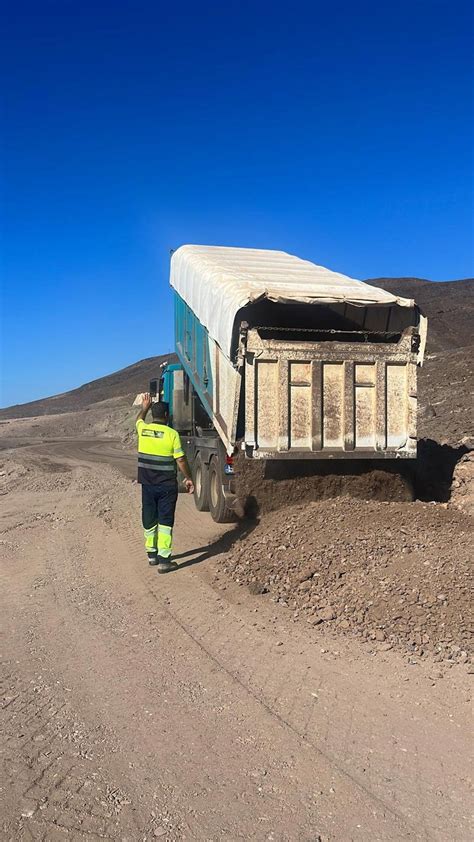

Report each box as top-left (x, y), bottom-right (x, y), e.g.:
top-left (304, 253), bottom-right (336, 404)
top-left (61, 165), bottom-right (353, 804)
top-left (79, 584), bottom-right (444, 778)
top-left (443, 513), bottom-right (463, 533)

top-left (2, 459), bottom-right (68, 497)
top-left (218, 497), bottom-right (473, 662)
top-left (0, 458), bottom-right (29, 492)
top-left (235, 456), bottom-right (415, 516)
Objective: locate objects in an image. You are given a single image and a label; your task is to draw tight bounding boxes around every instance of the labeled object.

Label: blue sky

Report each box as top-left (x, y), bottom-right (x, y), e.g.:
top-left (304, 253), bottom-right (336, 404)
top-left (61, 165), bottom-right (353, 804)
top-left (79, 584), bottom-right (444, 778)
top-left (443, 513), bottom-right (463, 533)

top-left (1, 0), bottom-right (473, 407)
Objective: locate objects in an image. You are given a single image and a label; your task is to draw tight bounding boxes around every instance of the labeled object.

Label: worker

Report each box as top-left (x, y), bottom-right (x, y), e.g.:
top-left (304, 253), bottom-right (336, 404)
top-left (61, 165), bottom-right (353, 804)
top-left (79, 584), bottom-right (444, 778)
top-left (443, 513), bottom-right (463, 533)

top-left (136, 393), bottom-right (194, 573)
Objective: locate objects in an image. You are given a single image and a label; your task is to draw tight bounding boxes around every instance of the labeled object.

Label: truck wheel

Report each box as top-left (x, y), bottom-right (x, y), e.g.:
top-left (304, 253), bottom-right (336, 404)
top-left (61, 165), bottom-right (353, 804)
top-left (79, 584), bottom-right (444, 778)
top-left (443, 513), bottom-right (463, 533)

top-left (193, 452), bottom-right (210, 512)
top-left (208, 456), bottom-right (236, 523)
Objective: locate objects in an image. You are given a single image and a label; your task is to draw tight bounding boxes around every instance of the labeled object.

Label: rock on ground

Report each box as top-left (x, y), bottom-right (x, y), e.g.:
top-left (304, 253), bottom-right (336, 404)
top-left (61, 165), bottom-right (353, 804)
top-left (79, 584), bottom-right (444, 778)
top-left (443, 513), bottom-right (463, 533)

top-left (218, 496), bottom-right (472, 662)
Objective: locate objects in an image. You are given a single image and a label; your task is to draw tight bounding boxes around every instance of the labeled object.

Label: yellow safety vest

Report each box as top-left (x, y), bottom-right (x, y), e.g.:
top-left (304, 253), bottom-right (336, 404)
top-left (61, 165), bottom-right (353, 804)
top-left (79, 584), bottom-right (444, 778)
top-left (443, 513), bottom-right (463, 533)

top-left (136, 420), bottom-right (184, 484)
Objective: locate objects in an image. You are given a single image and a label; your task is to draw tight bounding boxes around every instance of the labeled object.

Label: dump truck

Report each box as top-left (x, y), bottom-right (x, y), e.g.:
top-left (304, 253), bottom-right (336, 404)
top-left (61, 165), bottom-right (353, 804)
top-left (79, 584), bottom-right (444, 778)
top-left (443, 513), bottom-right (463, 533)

top-left (152, 245), bottom-right (427, 522)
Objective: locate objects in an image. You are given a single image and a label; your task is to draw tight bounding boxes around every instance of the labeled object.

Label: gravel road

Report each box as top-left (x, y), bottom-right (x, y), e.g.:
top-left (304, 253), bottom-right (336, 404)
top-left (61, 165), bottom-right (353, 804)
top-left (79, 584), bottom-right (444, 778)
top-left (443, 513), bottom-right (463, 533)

top-left (1, 439), bottom-right (471, 841)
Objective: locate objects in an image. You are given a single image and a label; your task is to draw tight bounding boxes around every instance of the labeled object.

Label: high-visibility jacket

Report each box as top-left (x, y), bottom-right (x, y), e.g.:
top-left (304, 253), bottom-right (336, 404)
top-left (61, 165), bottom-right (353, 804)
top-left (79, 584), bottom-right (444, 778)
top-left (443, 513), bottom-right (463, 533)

top-left (136, 419), bottom-right (184, 485)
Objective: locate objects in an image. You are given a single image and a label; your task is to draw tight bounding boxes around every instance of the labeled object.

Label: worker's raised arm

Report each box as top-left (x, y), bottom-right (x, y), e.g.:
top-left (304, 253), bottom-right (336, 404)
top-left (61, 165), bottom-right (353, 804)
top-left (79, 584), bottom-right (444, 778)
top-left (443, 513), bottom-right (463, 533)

top-left (136, 392), bottom-right (152, 424)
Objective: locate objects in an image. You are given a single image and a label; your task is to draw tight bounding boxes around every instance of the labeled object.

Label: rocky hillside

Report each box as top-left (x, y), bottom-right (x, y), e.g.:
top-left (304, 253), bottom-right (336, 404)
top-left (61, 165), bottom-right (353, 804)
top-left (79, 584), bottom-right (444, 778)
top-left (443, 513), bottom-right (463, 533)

top-left (0, 354), bottom-right (177, 420)
top-left (365, 277), bottom-right (473, 353)
top-left (1, 277), bottom-right (472, 423)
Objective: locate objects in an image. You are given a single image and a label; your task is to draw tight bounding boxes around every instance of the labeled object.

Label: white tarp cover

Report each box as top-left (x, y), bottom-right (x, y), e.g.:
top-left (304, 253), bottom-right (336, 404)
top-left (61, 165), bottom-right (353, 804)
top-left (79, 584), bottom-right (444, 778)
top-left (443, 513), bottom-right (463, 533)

top-left (170, 245), bottom-right (416, 359)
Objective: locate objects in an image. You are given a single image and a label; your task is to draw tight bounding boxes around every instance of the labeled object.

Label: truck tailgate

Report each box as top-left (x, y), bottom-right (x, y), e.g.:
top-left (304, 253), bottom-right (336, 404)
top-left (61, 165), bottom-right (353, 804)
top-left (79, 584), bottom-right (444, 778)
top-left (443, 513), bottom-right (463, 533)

top-left (244, 330), bottom-right (417, 459)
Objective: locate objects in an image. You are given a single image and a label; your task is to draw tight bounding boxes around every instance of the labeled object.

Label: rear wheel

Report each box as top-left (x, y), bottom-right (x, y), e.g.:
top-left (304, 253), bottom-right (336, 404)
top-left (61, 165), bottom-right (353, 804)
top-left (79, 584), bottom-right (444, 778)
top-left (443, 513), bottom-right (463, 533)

top-left (208, 455), bottom-right (236, 523)
top-left (193, 451), bottom-right (210, 512)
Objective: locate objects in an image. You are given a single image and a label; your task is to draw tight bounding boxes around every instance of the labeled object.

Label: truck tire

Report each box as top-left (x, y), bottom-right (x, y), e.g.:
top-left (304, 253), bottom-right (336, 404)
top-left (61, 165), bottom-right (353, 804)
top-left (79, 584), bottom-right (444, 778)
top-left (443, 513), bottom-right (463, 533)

top-left (193, 451), bottom-right (210, 512)
top-left (208, 456), bottom-right (236, 523)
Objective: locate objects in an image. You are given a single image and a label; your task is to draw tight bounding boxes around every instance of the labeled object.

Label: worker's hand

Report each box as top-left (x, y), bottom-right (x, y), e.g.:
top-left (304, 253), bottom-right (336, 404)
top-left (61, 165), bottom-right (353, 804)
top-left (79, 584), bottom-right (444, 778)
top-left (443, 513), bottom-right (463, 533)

top-left (142, 392), bottom-right (152, 411)
top-left (184, 478), bottom-right (194, 494)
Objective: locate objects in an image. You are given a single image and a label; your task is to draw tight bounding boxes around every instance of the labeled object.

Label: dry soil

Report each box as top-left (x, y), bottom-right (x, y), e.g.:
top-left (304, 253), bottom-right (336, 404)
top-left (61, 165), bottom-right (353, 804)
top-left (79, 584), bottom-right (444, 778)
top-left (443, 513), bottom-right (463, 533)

top-left (1, 276), bottom-right (473, 840)
top-left (1, 437), bottom-right (472, 841)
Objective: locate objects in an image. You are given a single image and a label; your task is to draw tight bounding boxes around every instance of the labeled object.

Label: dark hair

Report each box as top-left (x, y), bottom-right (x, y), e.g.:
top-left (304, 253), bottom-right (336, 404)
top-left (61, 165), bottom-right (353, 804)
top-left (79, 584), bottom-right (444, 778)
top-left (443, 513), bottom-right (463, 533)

top-left (151, 401), bottom-right (169, 421)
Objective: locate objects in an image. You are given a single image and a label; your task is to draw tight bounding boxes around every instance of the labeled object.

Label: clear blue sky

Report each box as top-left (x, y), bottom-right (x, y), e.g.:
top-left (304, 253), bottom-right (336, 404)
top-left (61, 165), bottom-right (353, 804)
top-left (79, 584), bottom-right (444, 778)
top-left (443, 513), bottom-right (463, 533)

top-left (1, 0), bottom-right (473, 407)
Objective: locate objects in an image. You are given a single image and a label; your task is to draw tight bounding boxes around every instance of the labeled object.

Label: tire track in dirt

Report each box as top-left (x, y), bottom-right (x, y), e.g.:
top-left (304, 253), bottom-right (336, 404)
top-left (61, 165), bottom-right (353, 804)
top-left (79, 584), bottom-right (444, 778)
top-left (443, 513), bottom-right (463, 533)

top-left (2, 443), bottom-right (471, 840)
top-left (15, 508), bottom-right (321, 839)
top-left (108, 493), bottom-right (469, 842)
top-left (18, 492), bottom-right (409, 840)
top-left (1, 491), bottom-right (177, 842)
top-left (58, 461), bottom-right (470, 838)
top-left (1, 663), bottom-right (146, 841)
top-left (86, 508), bottom-right (428, 839)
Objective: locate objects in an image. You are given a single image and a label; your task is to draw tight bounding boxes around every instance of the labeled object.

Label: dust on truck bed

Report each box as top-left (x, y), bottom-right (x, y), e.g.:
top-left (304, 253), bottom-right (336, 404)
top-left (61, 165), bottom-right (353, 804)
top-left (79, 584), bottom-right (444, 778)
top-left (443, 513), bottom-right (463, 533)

top-left (169, 245), bottom-right (427, 459)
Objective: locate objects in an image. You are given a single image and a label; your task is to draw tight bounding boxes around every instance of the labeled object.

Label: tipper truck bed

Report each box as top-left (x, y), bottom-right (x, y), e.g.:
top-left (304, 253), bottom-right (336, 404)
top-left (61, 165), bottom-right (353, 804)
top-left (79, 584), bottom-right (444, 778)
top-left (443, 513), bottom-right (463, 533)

top-left (153, 245), bottom-right (427, 522)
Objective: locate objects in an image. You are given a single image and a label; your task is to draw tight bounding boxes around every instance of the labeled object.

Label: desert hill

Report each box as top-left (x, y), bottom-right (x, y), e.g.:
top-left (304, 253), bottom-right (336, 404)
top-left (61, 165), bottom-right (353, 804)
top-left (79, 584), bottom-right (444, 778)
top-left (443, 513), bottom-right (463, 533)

top-left (1, 277), bottom-right (472, 424)
top-left (0, 354), bottom-right (177, 420)
top-left (365, 277), bottom-right (473, 353)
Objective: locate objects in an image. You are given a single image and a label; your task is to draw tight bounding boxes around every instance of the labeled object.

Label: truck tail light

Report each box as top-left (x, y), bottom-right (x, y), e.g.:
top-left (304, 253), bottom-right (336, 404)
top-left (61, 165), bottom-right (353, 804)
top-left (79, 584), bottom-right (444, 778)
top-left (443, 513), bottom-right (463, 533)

top-left (224, 455), bottom-right (234, 475)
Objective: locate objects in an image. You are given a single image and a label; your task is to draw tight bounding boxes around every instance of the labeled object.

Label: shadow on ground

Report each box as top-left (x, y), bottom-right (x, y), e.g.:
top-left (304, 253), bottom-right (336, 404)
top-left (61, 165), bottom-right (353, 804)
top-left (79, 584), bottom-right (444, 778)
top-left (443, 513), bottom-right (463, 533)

top-left (416, 438), bottom-right (469, 502)
top-left (174, 518), bottom-right (258, 571)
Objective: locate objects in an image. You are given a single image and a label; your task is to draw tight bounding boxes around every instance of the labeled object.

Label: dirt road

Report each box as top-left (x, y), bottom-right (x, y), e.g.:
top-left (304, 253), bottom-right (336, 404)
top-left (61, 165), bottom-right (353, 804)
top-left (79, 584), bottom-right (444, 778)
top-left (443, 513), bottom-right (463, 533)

top-left (1, 440), bottom-right (472, 841)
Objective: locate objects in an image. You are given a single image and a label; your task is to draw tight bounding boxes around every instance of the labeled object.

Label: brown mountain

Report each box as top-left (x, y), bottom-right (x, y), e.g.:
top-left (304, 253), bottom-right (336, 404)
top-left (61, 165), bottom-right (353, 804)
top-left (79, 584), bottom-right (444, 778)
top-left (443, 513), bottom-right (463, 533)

top-left (364, 278), bottom-right (473, 353)
top-left (364, 278), bottom-right (473, 447)
top-left (0, 354), bottom-right (177, 420)
top-left (1, 277), bottom-right (472, 421)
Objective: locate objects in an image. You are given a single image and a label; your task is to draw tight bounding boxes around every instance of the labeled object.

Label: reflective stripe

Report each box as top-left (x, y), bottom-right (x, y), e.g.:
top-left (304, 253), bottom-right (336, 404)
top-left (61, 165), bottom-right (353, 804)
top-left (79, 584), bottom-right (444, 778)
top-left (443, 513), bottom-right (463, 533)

top-left (138, 453), bottom-right (176, 464)
top-left (144, 522), bottom-right (157, 552)
top-left (157, 522), bottom-right (173, 557)
top-left (138, 461), bottom-right (176, 471)
top-left (174, 450), bottom-right (184, 458)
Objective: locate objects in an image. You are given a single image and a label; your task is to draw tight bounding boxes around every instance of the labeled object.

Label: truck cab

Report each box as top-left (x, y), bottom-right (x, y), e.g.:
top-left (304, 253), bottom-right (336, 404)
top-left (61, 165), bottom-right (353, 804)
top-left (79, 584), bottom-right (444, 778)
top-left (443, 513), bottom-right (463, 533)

top-left (152, 363), bottom-right (237, 523)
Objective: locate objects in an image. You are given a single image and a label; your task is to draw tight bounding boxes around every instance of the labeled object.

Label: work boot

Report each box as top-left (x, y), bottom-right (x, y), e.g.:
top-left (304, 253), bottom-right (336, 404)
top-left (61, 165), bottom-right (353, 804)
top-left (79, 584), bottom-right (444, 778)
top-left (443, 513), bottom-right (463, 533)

top-left (157, 557), bottom-right (178, 574)
top-left (147, 552), bottom-right (158, 566)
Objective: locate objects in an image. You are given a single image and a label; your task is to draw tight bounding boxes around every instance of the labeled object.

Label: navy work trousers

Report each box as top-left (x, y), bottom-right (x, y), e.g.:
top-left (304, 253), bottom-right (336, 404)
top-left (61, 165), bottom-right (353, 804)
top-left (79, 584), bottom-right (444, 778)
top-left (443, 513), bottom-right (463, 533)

top-left (141, 480), bottom-right (178, 558)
